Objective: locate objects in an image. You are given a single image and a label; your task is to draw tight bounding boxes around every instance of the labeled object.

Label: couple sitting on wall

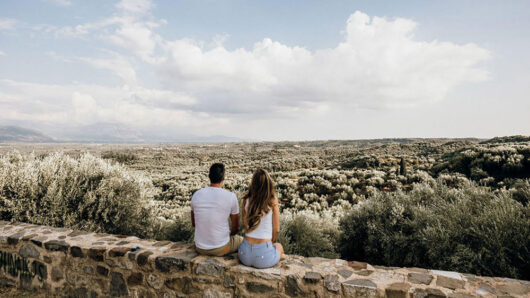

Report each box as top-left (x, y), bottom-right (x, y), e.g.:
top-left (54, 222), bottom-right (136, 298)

top-left (190, 163), bottom-right (284, 269)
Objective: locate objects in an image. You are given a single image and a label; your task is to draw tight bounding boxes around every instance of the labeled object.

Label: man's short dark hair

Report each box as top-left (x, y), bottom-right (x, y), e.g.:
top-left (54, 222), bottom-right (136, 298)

top-left (209, 163), bottom-right (225, 184)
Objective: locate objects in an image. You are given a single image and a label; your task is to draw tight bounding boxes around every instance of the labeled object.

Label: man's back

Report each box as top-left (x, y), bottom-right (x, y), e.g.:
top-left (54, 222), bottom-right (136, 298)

top-left (191, 186), bottom-right (239, 250)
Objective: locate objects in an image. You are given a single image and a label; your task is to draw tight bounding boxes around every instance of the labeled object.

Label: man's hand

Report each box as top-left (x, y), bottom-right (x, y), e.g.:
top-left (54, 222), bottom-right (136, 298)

top-left (230, 213), bottom-right (240, 235)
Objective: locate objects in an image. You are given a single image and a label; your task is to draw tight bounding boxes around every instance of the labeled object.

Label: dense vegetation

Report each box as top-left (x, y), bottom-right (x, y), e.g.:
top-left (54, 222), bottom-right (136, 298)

top-left (0, 136), bottom-right (528, 279)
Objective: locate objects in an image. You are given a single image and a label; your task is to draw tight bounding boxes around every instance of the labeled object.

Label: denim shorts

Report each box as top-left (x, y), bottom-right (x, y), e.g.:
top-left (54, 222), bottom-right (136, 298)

top-left (238, 238), bottom-right (280, 269)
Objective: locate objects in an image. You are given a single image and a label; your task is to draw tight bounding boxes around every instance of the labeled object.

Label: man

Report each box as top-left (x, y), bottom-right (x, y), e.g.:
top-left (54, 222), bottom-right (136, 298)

top-left (191, 163), bottom-right (242, 256)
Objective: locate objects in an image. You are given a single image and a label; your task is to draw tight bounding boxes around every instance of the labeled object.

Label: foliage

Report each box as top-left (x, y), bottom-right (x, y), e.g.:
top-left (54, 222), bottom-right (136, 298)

top-left (277, 214), bottom-right (340, 259)
top-left (339, 180), bottom-right (530, 279)
top-left (0, 152), bottom-right (154, 237)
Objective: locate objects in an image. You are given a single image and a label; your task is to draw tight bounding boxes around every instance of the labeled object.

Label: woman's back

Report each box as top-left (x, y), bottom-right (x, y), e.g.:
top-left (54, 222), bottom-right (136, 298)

top-left (244, 199), bottom-right (272, 239)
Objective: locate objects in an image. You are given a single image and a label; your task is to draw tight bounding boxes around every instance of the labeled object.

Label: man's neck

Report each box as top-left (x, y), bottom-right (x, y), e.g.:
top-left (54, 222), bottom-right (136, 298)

top-left (210, 183), bottom-right (223, 188)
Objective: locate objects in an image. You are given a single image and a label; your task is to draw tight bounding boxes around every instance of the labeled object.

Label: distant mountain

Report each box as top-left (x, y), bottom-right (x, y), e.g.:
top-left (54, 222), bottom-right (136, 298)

top-left (0, 126), bottom-right (55, 143)
top-left (44, 122), bottom-right (250, 144)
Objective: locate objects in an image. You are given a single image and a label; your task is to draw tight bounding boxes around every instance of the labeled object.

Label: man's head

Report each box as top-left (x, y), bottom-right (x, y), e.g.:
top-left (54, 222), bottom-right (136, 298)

top-left (209, 163), bottom-right (225, 184)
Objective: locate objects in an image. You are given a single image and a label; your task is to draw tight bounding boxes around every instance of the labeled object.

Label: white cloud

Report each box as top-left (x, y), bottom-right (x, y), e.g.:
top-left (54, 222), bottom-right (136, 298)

top-left (0, 18), bottom-right (17, 30)
top-left (0, 50), bottom-right (5, 56)
top-left (42, 0), bottom-right (72, 6)
top-left (78, 53), bottom-right (138, 84)
top-left (6, 3), bottom-right (492, 136)
top-left (146, 11), bottom-right (490, 114)
top-left (115, 0), bottom-right (153, 15)
top-left (0, 79), bottom-right (202, 128)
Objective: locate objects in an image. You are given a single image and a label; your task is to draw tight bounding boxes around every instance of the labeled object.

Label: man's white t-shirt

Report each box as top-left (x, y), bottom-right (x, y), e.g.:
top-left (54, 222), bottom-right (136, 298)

top-left (190, 186), bottom-right (239, 250)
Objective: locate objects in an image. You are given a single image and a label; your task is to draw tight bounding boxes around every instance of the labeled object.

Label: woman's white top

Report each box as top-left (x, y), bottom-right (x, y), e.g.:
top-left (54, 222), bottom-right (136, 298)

top-left (244, 199), bottom-right (273, 239)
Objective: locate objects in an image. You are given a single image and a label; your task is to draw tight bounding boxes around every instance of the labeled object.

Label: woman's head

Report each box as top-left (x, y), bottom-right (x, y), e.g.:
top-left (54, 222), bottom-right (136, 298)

top-left (243, 168), bottom-right (276, 232)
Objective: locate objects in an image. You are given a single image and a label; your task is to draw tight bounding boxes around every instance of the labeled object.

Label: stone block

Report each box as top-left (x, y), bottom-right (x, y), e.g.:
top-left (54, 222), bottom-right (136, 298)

top-left (166, 276), bottom-right (200, 294)
top-left (30, 236), bottom-right (47, 247)
top-left (152, 240), bottom-right (172, 247)
top-left (44, 240), bottom-right (70, 252)
top-left (348, 261), bottom-right (368, 270)
top-left (286, 274), bottom-right (306, 297)
top-left (19, 244), bottom-right (40, 259)
top-left (303, 271), bottom-right (322, 283)
top-left (412, 288), bottom-right (446, 298)
top-left (246, 281), bottom-right (275, 293)
top-left (109, 247), bottom-right (131, 257)
top-left (127, 272), bottom-right (143, 286)
top-left (338, 269), bottom-right (353, 279)
top-left (88, 247), bottom-right (106, 262)
top-left (433, 270), bottom-right (465, 290)
top-left (232, 265), bottom-right (281, 280)
top-left (96, 265), bottom-right (109, 277)
top-left (342, 279), bottom-right (378, 297)
top-left (7, 231), bottom-right (25, 245)
top-left (324, 274), bottom-right (340, 292)
top-left (223, 274), bottom-right (235, 288)
top-left (408, 272), bottom-right (433, 285)
top-left (32, 260), bottom-right (47, 280)
top-left (71, 246), bottom-right (84, 258)
top-left (51, 267), bottom-right (64, 282)
top-left (203, 288), bottom-right (231, 298)
top-left (497, 282), bottom-right (530, 296)
top-left (136, 251), bottom-right (153, 266)
top-left (386, 282), bottom-right (410, 298)
top-left (110, 271), bottom-right (128, 296)
top-left (155, 251), bottom-right (197, 272)
top-left (195, 258), bottom-right (224, 277)
top-left (147, 273), bottom-right (164, 289)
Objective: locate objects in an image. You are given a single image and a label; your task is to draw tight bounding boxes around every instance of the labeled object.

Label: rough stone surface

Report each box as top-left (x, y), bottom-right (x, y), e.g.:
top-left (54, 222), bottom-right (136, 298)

top-left (246, 281), bottom-right (275, 293)
top-left (96, 265), bottom-right (109, 277)
top-left (286, 274), bottom-right (305, 297)
top-left (408, 272), bottom-right (433, 285)
top-left (412, 287), bottom-right (447, 298)
top-left (434, 270), bottom-right (465, 290)
top-left (70, 246), bottom-right (84, 258)
top-left (136, 250), bottom-right (152, 266)
top-left (155, 251), bottom-right (197, 272)
top-left (0, 221), bottom-right (527, 298)
top-left (386, 282), bottom-right (411, 298)
top-left (342, 279), bottom-right (378, 297)
top-left (44, 240), bottom-right (69, 252)
top-left (110, 271), bottom-right (128, 296)
top-left (303, 271), bottom-right (322, 283)
top-left (324, 274), bottom-right (340, 292)
top-left (195, 258), bottom-right (224, 277)
top-left (18, 244), bottom-right (40, 259)
top-left (127, 271), bottom-right (143, 286)
top-left (147, 273), bottom-right (164, 289)
top-left (338, 269), bottom-right (353, 279)
top-left (88, 247), bottom-right (106, 262)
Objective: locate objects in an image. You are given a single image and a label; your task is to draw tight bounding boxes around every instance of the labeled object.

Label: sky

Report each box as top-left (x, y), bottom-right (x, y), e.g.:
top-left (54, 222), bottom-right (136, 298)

top-left (0, 0), bottom-right (529, 141)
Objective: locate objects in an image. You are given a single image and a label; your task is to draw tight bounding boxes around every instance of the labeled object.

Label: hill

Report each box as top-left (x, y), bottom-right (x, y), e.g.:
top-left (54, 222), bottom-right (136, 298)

top-left (0, 125), bottom-right (55, 143)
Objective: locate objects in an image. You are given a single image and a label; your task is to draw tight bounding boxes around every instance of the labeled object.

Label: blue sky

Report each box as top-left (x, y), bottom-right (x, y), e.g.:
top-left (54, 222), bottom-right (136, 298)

top-left (0, 0), bottom-right (529, 140)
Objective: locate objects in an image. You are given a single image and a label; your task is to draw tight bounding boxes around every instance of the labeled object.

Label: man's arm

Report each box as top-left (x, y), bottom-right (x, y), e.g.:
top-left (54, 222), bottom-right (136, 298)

top-left (191, 210), bottom-right (195, 228)
top-left (230, 213), bottom-right (239, 235)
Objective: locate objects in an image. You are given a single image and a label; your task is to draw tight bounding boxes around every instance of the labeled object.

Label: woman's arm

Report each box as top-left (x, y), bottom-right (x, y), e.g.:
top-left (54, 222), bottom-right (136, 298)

top-left (271, 197), bottom-right (280, 242)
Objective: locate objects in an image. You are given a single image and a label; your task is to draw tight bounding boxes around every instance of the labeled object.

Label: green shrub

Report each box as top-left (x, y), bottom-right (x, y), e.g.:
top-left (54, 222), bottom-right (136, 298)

top-left (277, 215), bottom-right (340, 259)
top-left (101, 151), bottom-right (138, 163)
top-left (339, 180), bottom-right (530, 279)
top-left (0, 151), bottom-right (154, 237)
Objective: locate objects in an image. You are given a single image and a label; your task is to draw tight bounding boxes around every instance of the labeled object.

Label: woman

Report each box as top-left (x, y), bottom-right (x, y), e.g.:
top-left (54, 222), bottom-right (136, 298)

top-left (238, 168), bottom-right (284, 269)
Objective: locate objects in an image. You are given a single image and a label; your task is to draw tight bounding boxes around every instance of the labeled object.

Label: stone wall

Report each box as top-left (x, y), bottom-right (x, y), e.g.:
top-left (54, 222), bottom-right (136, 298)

top-left (0, 221), bottom-right (528, 297)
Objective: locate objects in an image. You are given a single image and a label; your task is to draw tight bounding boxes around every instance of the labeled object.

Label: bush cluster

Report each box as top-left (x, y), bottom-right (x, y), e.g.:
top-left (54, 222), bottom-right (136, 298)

top-left (339, 180), bottom-right (530, 279)
top-left (0, 152), bottom-right (154, 237)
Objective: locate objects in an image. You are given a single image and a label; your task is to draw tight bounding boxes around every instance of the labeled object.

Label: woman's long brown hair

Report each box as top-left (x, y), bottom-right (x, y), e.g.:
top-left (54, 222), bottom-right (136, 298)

top-left (243, 168), bottom-right (276, 233)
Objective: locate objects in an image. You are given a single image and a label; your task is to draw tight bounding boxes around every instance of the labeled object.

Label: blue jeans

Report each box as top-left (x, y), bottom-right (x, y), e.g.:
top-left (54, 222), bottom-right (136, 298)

top-left (238, 238), bottom-right (280, 269)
